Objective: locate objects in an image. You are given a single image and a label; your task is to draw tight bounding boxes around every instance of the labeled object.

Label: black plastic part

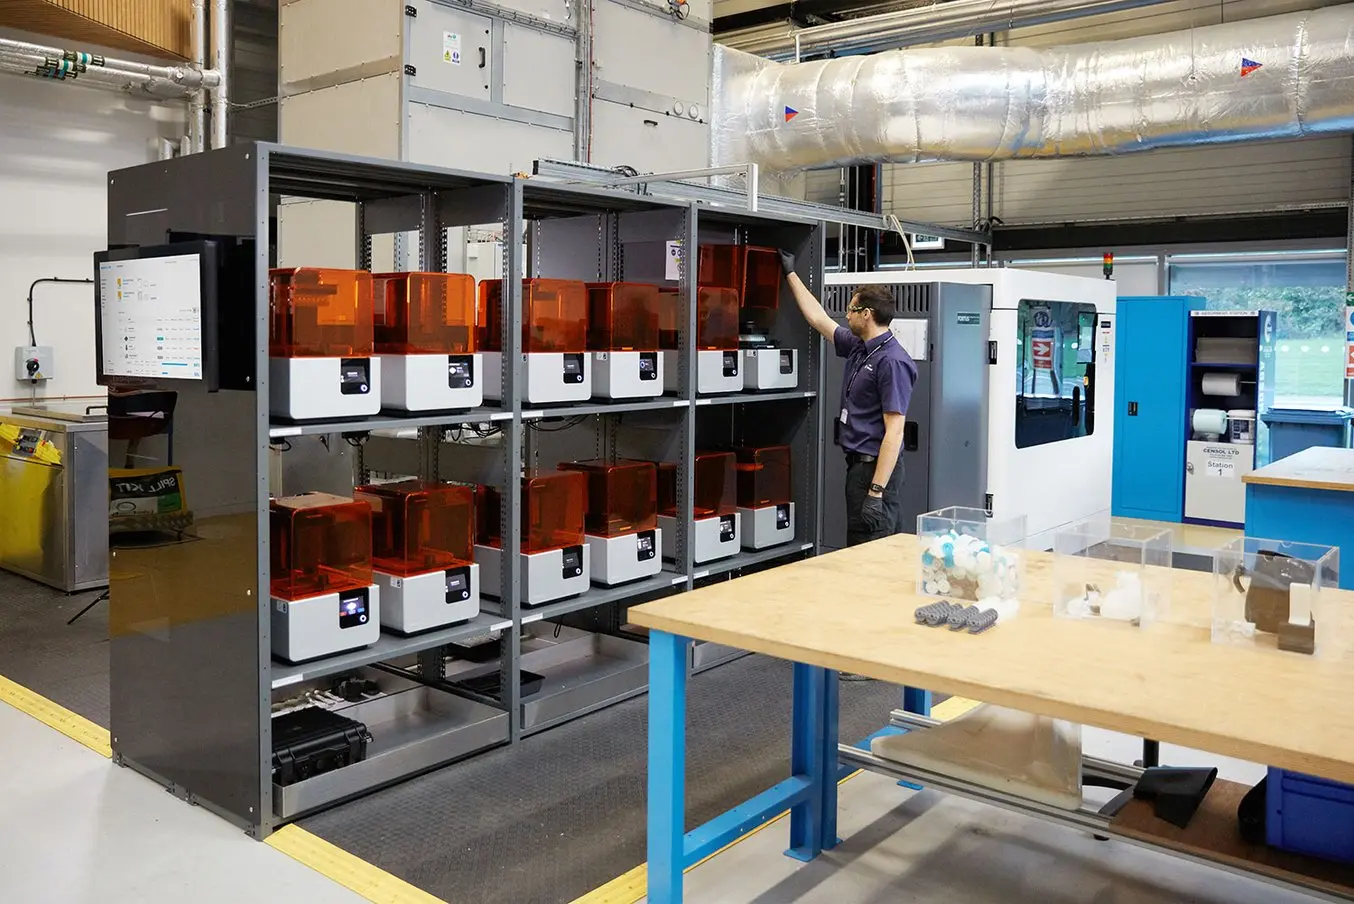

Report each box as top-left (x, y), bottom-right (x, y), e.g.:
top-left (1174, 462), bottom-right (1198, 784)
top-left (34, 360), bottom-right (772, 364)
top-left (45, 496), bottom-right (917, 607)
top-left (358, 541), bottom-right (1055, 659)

top-left (447, 637), bottom-right (504, 662)
top-left (1132, 766), bottom-right (1219, 828)
top-left (271, 707), bottom-right (372, 787)
top-left (452, 669), bottom-right (544, 702)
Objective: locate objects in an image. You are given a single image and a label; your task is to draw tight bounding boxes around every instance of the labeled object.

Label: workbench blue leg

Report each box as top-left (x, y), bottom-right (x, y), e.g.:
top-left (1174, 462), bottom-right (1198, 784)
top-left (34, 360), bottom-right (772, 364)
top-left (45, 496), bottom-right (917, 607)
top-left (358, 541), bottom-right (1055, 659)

top-left (787, 662), bottom-right (828, 862)
top-left (647, 630), bottom-right (689, 904)
top-left (902, 686), bottom-right (932, 717)
top-left (821, 669), bottom-right (841, 850)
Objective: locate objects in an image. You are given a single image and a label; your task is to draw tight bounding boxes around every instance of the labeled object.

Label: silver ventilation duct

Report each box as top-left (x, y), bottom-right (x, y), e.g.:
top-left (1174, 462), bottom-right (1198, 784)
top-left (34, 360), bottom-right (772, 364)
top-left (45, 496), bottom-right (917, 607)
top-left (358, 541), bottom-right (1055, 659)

top-left (712, 5), bottom-right (1354, 170)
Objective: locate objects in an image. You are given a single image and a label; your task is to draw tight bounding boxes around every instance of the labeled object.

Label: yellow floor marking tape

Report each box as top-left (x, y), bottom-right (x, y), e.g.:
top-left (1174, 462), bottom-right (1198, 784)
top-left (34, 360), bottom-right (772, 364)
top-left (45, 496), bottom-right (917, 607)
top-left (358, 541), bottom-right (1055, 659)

top-left (266, 824), bottom-right (450, 904)
top-left (0, 673), bottom-right (111, 758)
top-left (572, 696), bottom-right (982, 904)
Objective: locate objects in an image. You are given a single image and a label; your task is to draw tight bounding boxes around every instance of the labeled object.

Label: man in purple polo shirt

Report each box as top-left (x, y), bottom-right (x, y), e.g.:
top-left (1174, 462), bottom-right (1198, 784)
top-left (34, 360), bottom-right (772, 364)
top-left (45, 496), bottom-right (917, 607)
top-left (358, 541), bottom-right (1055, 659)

top-left (779, 251), bottom-right (917, 545)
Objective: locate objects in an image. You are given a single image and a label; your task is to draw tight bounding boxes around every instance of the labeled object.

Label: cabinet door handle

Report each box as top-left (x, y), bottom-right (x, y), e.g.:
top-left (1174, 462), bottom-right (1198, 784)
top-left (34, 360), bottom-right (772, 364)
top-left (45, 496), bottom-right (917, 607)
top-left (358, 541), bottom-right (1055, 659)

top-left (1127, 401), bottom-right (1138, 416)
top-left (642, 118), bottom-right (658, 127)
top-left (479, 47), bottom-right (486, 69)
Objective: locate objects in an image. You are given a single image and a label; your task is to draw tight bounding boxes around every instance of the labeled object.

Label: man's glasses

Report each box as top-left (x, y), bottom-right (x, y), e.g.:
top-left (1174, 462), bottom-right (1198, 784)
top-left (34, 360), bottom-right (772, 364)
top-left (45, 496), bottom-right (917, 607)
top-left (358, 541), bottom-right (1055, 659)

top-left (847, 303), bottom-right (866, 313)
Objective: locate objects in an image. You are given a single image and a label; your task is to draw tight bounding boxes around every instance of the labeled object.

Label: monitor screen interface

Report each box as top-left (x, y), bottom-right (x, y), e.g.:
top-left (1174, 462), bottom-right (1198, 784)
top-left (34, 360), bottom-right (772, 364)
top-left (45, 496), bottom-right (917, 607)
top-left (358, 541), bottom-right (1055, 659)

top-left (98, 253), bottom-right (204, 380)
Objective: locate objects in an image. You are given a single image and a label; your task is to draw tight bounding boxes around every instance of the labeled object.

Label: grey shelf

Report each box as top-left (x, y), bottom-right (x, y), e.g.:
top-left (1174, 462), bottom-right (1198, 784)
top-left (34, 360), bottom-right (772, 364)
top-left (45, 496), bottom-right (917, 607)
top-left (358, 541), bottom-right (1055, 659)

top-left (521, 397), bottom-right (689, 420)
top-left (269, 408), bottom-right (509, 438)
top-left (518, 629), bottom-right (651, 732)
top-left (694, 389), bottom-right (817, 407)
top-left (520, 569), bottom-right (687, 624)
top-left (691, 542), bottom-right (816, 581)
top-left (270, 612), bottom-right (513, 690)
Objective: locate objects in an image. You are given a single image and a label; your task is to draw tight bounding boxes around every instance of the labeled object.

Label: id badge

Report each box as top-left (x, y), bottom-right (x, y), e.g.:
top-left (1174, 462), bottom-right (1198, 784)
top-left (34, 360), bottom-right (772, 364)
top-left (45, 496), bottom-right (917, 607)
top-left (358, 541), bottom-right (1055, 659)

top-left (834, 408), bottom-right (847, 445)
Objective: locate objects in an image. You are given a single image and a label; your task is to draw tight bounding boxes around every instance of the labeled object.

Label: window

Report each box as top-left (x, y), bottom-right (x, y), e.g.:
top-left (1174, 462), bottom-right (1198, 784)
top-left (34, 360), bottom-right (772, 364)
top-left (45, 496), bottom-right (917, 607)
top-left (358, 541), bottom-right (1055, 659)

top-left (1015, 299), bottom-right (1099, 448)
top-left (1168, 254), bottom-right (1346, 406)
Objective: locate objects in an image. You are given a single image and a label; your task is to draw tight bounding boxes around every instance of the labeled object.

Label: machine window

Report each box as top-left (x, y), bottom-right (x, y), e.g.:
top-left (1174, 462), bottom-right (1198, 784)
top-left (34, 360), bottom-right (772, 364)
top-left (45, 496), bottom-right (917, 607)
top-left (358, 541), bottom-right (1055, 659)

top-left (1015, 299), bottom-right (1099, 449)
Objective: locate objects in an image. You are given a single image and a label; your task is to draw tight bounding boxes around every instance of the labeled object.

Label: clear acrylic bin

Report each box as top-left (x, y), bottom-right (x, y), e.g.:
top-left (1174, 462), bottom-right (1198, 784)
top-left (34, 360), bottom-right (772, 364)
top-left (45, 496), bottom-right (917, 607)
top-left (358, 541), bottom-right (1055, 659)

top-left (1053, 518), bottom-right (1173, 626)
top-left (917, 507), bottom-right (1027, 608)
top-left (1212, 537), bottom-right (1339, 657)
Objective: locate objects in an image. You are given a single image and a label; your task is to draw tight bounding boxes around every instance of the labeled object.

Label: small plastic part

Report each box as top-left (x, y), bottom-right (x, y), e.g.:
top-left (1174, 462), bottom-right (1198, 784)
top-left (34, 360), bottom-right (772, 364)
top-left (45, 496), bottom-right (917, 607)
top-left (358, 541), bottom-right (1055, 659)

top-left (949, 605), bottom-right (979, 630)
top-left (968, 609), bottom-right (999, 633)
top-left (1133, 767), bottom-right (1219, 828)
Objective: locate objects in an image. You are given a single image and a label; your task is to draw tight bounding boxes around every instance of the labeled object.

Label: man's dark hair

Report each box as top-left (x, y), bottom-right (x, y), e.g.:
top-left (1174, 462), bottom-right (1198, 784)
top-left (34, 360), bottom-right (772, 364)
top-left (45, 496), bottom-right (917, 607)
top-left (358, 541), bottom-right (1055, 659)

top-left (852, 285), bottom-right (897, 326)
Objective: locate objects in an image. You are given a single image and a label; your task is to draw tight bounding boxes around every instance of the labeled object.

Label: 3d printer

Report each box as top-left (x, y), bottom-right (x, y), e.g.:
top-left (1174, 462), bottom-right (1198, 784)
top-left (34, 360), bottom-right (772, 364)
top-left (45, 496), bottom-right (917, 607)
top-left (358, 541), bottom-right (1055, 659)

top-left (354, 480), bottom-right (479, 633)
top-left (735, 445), bottom-right (795, 549)
top-left (661, 286), bottom-right (742, 395)
top-left (657, 451), bottom-right (740, 563)
top-left (269, 268), bottom-right (381, 421)
top-left (474, 471), bottom-right (590, 605)
top-left (587, 282), bottom-right (664, 399)
top-left (270, 493), bottom-right (379, 662)
top-left (373, 272), bottom-right (481, 412)
top-left (479, 278), bottom-right (591, 404)
top-left (735, 246), bottom-right (799, 391)
top-left (559, 460), bottom-right (660, 585)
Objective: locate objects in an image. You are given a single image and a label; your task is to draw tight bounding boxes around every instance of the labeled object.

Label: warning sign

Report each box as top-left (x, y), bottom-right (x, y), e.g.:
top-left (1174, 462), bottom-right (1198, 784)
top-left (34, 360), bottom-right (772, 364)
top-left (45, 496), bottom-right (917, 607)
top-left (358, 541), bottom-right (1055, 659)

top-left (443, 31), bottom-right (462, 65)
top-left (1346, 342), bottom-right (1354, 379)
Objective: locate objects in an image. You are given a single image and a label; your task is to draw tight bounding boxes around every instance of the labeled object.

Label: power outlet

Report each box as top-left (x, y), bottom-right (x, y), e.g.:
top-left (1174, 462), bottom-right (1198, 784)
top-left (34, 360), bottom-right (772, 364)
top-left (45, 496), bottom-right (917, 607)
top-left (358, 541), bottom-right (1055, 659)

top-left (14, 345), bottom-right (54, 382)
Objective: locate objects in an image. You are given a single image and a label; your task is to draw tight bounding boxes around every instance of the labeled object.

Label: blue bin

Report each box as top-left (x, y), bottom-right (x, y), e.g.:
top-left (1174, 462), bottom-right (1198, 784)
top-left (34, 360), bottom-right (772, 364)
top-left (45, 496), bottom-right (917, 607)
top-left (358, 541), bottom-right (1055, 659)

top-left (1266, 767), bottom-right (1354, 864)
top-left (1262, 407), bottom-right (1353, 463)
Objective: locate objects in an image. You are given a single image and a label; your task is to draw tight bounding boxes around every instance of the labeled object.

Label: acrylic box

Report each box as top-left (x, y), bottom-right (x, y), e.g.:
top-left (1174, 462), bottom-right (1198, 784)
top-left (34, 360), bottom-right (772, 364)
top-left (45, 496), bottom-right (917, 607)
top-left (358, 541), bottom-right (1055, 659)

top-left (739, 246), bottom-right (783, 333)
top-left (917, 506), bottom-right (1026, 608)
top-left (1212, 537), bottom-right (1339, 657)
top-left (1053, 518), bottom-right (1173, 626)
top-left (559, 460), bottom-right (657, 537)
top-left (269, 268), bottom-right (375, 358)
top-left (735, 446), bottom-right (791, 509)
top-left (356, 480), bottom-right (475, 576)
top-left (373, 272), bottom-right (476, 355)
top-left (269, 493), bottom-right (373, 601)
top-left (587, 283), bottom-right (660, 352)
top-left (697, 287), bottom-right (741, 351)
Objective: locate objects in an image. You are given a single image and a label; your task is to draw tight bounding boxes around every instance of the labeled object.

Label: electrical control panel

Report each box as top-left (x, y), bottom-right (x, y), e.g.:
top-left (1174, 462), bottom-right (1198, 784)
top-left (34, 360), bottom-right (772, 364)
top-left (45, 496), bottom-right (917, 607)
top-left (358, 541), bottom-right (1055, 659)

top-left (13, 346), bottom-right (54, 382)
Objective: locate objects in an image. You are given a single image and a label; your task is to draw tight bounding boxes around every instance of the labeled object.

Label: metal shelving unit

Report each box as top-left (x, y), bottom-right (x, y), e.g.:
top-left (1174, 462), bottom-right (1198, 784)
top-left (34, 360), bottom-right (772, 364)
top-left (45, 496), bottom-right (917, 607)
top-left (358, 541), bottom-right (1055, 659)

top-left (104, 142), bottom-right (829, 839)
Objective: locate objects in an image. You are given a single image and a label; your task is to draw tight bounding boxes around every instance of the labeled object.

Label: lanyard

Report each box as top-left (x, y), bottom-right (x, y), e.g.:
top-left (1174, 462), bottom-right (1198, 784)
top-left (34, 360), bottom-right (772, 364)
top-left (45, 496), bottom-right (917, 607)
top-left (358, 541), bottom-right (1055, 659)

top-left (843, 333), bottom-right (893, 400)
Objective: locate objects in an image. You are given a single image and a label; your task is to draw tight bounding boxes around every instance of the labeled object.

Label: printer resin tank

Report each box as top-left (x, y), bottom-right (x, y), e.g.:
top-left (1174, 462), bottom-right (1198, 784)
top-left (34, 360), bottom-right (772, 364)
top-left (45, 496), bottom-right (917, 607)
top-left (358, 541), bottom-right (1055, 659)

top-left (560, 460), bottom-right (660, 585)
top-left (356, 480), bottom-right (479, 633)
top-left (657, 452), bottom-right (740, 562)
top-left (373, 272), bottom-right (481, 412)
top-left (736, 445), bottom-right (795, 549)
top-left (269, 268), bottom-right (380, 420)
top-left (474, 471), bottom-right (591, 604)
top-left (587, 282), bottom-right (663, 399)
top-left (269, 493), bottom-right (379, 662)
top-left (479, 278), bottom-right (591, 403)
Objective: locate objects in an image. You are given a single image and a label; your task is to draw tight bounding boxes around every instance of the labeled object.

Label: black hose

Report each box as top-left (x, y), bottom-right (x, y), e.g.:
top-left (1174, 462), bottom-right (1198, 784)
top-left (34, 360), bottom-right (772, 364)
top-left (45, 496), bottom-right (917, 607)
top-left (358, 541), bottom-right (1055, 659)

top-left (27, 277), bottom-right (94, 346)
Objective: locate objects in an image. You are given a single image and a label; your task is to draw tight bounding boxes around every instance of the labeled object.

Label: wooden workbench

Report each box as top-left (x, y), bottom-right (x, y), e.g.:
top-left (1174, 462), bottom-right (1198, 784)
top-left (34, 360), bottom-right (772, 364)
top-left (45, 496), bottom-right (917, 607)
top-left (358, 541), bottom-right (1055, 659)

top-left (630, 534), bottom-right (1354, 785)
top-left (1245, 446), bottom-right (1354, 492)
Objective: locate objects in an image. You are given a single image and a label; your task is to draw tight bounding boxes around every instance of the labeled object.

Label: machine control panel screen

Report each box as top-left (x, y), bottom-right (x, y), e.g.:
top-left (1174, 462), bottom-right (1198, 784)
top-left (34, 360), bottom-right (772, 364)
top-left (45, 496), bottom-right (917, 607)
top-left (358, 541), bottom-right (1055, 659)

top-left (562, 353), bottom-right (585, 384)
top-left (339, 358), bottom-right (371, 395)
top-left (636, 530), bottom-right (656, 561)
top-left (718, 514), bottom-right (736, 542)
top-left (338, 588), bottom-right (370, 629)
top-left (98, 253), bottom-right (204, 380)
top-left (560, 545), bottom-right (583, 578)
top-left (445, 567), bottom-right (471, 602)
top-left (448, 356), bottom-right (475, 388)
top-left (776, 503), bottom-right (791, 530)
top-left (722, 352), bottom-right (739, 377)
top-left (638, 352), bottom-right (658, 381)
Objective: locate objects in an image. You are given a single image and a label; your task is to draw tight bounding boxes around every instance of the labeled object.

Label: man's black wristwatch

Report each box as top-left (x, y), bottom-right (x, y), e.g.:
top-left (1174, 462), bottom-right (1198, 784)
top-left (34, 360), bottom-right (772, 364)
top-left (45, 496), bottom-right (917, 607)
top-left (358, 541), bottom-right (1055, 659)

top-left (869, 482), bottom-right (886, 494)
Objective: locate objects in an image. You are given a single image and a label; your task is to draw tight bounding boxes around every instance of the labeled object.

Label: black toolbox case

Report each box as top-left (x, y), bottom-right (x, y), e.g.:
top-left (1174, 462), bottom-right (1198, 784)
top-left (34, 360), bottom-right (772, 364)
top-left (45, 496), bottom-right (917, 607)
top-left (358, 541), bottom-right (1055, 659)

top-left (272, 707), bottom-right (372, 786)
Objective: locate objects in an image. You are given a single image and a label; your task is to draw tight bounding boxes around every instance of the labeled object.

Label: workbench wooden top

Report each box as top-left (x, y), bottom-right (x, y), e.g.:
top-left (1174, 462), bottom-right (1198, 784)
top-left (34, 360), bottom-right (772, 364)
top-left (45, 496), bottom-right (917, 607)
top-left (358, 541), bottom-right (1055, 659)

top-left (1244, 445), bottom-right (1354, 492)
top-left (630, 535), bottom-right (1354, 784)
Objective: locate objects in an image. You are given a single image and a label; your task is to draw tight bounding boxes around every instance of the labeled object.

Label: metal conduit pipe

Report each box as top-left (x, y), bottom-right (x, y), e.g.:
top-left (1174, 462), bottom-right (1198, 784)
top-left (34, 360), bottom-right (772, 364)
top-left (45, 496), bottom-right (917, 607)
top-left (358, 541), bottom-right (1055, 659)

top-left (210, 0), bottom-right (229, 148)
top-left (0, 36), bottom-right (219, 89)
top-left (0, 49), bottom-right (201, 96)
top-left (712, 4), bottom-right (1354, 169)
top-left (191, 0), bottom-right (207, 152)
top-left (723, 0), bottom-right (1179, 58)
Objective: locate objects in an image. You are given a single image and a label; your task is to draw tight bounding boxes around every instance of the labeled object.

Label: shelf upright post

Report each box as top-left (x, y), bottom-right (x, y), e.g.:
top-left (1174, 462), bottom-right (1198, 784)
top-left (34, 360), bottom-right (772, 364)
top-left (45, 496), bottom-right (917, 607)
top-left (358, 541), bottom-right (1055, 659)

top-left (503, 178), bottom-right (526, 741)
top-left (677, 205), bottom-right (699, 598)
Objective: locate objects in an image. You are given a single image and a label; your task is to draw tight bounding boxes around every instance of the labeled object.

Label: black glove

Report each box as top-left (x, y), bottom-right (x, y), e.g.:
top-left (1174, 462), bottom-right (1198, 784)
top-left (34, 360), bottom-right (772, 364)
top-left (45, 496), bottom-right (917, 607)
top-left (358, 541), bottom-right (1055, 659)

top-left (778, 250), bottom-right (795, 276)
top-left (861, 495), bottom-right (889, 534)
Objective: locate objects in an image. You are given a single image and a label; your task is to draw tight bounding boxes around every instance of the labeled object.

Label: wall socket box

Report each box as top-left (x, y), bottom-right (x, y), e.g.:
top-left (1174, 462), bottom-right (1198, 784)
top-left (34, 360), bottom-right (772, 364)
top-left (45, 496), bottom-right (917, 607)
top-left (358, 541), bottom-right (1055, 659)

top-left (14, 346), bottom-right (54, 382)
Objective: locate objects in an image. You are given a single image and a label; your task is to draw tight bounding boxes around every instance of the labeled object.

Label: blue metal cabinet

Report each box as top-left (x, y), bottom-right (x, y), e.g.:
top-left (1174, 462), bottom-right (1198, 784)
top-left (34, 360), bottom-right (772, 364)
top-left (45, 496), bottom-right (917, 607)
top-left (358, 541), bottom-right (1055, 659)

top-left (1112, 296), bottom-right (1200, 522)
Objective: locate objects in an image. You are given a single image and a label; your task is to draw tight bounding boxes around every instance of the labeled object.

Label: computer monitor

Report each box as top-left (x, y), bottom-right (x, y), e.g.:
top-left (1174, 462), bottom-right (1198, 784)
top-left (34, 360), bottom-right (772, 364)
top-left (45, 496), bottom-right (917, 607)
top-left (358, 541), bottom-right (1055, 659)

top-left (95, 241), bottom-right (220, 389)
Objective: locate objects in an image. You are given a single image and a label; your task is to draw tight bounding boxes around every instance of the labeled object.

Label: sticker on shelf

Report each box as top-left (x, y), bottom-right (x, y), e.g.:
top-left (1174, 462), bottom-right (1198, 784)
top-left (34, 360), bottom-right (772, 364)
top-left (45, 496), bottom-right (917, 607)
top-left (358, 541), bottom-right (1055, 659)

top-left (443, 32), bottom-right (462, 65)
top-left (665, 241), bottom-right (683, 281)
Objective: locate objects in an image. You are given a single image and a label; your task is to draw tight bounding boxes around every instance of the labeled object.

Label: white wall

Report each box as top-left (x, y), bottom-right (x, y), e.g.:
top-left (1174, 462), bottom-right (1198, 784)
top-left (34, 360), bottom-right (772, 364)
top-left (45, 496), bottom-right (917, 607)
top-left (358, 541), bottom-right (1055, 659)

top-left (0, 33), bottom-right (185, 410)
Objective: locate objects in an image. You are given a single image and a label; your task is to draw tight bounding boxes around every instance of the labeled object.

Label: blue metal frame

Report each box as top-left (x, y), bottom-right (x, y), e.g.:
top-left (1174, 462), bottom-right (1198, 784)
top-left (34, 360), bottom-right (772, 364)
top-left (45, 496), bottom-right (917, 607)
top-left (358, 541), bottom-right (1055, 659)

top-left (646, 631), bottom-right (840, 903)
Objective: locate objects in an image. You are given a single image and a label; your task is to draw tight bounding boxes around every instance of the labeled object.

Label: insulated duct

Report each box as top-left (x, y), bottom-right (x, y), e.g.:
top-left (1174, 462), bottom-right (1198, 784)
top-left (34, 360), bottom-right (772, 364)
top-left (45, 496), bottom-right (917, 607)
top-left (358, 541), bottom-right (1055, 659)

top-left (712, 5), bottom-right (1354, 170)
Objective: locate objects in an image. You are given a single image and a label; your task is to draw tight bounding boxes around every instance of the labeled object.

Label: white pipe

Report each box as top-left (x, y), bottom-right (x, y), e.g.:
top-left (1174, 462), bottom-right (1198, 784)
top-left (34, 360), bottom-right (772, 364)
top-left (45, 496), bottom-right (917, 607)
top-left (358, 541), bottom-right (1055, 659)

top-left (0, 36), bottom-right (218, 88)
top-left (712, 5), bottom-right (1354, 169)
top-left (191, 0), bottom-right (206, 153)
top-left (0, 49), bottom-right (194, 96)
top-left (210, 0), bottom-right (229, 149)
